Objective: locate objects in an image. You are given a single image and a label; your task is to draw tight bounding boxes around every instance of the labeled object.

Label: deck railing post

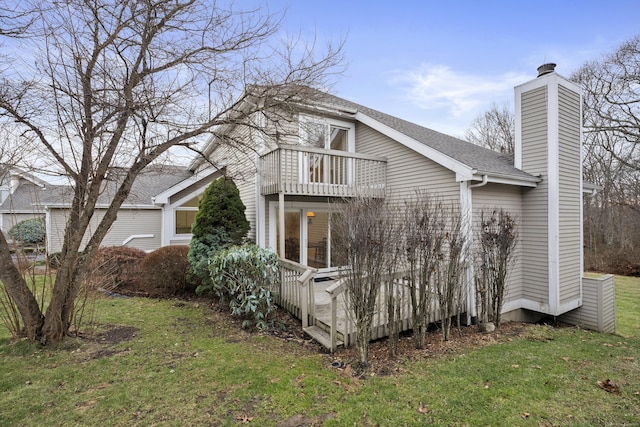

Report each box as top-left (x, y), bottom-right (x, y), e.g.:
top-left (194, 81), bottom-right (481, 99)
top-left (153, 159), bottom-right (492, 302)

top-left (295, 268), bottom-right (315, 329)
top-left (300, 280), bottom-right (309, 329)
top-left (330, 294), bottom-right (338, 353)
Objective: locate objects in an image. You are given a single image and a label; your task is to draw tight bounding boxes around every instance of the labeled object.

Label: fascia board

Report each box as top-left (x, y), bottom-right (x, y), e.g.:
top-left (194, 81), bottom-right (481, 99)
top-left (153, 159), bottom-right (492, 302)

top-left (153, 168), bottom-right (219, 205)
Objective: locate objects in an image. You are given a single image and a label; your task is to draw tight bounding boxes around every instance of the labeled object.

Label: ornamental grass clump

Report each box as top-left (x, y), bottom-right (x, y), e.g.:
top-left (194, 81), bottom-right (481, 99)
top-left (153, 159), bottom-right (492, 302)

top-left (198, 244), bottom-right (279, 331)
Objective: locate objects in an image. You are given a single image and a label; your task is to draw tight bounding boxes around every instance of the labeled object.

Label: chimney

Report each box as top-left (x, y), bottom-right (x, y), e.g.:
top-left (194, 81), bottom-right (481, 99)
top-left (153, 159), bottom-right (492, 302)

top-left (514, 65), bottom-right (583, 316)
top-left (537, 63), bottom-right (556, 77)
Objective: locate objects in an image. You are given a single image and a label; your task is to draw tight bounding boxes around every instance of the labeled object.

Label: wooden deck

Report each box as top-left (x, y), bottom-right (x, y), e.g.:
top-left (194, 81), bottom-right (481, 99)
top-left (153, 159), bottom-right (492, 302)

top-left (276, 259), bottom-right (468, 352)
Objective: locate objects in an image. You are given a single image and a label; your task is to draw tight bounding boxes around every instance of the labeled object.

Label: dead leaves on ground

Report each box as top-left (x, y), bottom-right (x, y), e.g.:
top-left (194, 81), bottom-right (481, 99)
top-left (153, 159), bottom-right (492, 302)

top-left (597, 379), bottom-right (620, 394)
top-left (236, 414), bottom-right (254, 423)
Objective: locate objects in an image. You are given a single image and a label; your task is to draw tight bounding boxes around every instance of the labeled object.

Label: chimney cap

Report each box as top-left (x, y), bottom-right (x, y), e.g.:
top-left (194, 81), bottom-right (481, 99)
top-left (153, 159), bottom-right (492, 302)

top-left (537, 63), bottom-right (556, 77)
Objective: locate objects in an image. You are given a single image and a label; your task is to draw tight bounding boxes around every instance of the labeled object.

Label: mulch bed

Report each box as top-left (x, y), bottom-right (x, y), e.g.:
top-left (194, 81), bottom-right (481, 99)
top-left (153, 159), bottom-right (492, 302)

top-left (261, 305), bottom-right (531, 377)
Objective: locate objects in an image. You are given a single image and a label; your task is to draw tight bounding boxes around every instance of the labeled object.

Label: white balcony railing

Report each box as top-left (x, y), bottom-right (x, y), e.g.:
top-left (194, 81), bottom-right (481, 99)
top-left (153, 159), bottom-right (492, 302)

top-left (260, 144), bottom-right (387, 197)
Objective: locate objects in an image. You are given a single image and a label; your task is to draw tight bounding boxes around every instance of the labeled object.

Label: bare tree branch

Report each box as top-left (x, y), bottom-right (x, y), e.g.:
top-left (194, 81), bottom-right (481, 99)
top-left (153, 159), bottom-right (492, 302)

top-left (465, 102), bottom-right (514, 154)
top-left (0, 0), bottom-right (344, 344)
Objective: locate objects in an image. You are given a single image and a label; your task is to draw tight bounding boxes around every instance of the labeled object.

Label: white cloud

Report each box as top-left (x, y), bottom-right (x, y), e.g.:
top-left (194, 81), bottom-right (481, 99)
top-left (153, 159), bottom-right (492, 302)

top-left (393, 64), bottom-right (529, 118)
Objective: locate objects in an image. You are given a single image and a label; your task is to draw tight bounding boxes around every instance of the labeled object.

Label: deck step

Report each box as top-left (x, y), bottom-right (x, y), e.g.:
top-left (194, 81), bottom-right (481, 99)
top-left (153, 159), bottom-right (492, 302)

top-left (303, 326), bottom-right (343, 350)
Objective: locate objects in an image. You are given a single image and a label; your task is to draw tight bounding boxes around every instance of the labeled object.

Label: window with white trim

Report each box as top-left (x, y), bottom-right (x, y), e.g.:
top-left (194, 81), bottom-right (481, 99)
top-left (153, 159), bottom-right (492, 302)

top-left (174, 194), bottom-right (201, 235)
top-left (298, 115), bottom-right (355, 185)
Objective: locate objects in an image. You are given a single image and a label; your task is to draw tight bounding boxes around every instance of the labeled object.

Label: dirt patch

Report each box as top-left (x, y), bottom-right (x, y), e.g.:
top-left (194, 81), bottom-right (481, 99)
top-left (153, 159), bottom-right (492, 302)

top-left (98, 325), bottom-right (138, 345)
top-left (204, 296), bottom-right (534, 377)
top-left (277, 412), bottom-right (337, 427)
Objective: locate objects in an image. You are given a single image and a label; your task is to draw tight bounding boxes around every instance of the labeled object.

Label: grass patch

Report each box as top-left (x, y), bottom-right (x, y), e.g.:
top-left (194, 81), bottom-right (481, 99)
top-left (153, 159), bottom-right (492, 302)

top-left (612, 275), bottom-right (640, 338)
top-left (0, 277), bottom-right (639, 426)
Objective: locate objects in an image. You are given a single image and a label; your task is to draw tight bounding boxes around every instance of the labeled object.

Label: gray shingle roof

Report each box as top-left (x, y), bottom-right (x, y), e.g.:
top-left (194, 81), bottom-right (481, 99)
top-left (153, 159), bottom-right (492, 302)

top-left (0, 165), bottom-right (193, 211)
top-left (0, 183), bottom-right (69, 211)
top-left (309, 91), bottom-right (538, 182)
top-left (97, 165), bottom-right (193, 207)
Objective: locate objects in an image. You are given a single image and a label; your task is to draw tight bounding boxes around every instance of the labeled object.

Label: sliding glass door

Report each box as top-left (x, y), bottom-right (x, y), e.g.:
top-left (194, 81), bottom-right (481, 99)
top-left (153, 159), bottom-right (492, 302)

top-left (274, 205), bottom-right (334, 270)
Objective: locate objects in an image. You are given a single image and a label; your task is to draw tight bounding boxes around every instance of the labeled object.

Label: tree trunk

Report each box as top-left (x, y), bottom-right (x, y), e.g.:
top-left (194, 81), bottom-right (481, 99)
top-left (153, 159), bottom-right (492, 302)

top-left (355, 315), bottom-right (372, 369)
top-left (0, 231), bottom-right (44, 340)
top-left (40, 259), bottom-right (77, 343)
top-left (386, 277), bottom-right (400, 359)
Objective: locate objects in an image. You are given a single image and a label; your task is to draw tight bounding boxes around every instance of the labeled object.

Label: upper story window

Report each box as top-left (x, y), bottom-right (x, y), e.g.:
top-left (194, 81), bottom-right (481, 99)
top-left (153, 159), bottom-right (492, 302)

top-left (299, 115), bottom-right (355, 153)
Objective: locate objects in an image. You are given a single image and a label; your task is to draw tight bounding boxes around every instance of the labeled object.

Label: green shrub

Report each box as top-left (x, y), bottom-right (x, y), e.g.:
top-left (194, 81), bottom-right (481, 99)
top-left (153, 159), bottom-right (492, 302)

top-left (138, 245), bottom-right (193, 297)
top-left (86, 246), bottom-right (147, 294)
top-left (187, 229), bottom-right (231, 287)
top-left (191, 177), bottom-right (249, 244)
top-left (9, 218), bottom-right (45, 244)
top-left (188, 178), bottom-right (250, 286)
top-left (198, 244), bottom-right (280, 331)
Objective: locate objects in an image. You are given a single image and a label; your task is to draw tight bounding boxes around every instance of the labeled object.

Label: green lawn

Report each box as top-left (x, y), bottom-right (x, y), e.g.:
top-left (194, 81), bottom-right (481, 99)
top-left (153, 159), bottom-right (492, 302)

top-left (613, 275), bottom-right (640, 338)
top-left (0, 277), bottom-right (639, 426)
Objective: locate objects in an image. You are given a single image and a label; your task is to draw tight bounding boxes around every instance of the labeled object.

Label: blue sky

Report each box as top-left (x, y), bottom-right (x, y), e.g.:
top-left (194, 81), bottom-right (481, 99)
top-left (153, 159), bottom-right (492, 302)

top-left (266, 0), bottom-right (640, 137)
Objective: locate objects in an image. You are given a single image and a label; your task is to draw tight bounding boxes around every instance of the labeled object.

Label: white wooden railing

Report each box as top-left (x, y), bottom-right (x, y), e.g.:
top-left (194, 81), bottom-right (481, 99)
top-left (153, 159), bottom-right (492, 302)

top-left (276, 258), bottom-right (317, 327)
top-left (260, 144), bottom-right (387, 197)
top-left (324, 272), bottom-right (468, 352)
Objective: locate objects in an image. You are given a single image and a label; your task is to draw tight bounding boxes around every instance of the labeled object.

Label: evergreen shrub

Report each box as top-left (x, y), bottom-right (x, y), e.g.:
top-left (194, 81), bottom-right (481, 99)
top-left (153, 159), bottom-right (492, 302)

top-left (197, 244), bottom-right (280, 331)
top-left (8, 218), bottom-right (45, 244)
top-left (188, 177), bottom-right (250, 285)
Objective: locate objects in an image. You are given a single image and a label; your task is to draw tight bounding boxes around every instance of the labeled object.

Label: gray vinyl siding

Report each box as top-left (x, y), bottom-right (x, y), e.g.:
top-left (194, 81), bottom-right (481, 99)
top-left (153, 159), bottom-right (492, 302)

top-left (48, 208), bottom-right (162, 253)
top-left (208, 127), bottom-right (258, 242)
top-left (560, 275), bottom-right (615, 333)
top-left (169, 178), bottom-right (212, 206)
top-left (558, 85), bottom-right (582, 305)
top-left (472, 184), bottom-right (523, 306)
top-left (355, 123), bottom-right (460, 202)
top-left (277, 110), bottom-right (299, 145)
top-left (520, 86), bottom-right (550, 305)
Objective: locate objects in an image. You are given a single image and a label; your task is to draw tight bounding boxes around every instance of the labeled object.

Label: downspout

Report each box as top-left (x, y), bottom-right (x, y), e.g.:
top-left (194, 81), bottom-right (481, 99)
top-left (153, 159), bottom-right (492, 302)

top-left (463, 174), bottom-right (488, 325)
top-left (469, 174), bottom-right (488, 188)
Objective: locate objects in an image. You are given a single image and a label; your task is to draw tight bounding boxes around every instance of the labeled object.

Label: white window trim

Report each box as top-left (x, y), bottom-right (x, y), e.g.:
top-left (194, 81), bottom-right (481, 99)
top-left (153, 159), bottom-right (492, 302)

top-left (174, 206), bottom-right (198, 236)
top-left (268, 200), bottom-right (335, 273)
top-left (299, 114), bottom-right (355, 152)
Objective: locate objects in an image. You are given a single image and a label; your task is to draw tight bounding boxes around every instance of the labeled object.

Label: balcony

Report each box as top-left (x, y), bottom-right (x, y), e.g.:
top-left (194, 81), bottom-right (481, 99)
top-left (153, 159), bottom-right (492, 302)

top-left (260, 144), bottom-right (387, 197)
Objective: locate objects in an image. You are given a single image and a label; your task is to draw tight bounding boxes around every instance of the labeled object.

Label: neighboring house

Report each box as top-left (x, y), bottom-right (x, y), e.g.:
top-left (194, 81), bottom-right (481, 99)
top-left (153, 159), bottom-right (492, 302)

top-left (0, 165), bottom-right (220, 252)
top-left (0, 167), bottom-right (50, 237)
top-left (191, 64), bottom-right (614, 331)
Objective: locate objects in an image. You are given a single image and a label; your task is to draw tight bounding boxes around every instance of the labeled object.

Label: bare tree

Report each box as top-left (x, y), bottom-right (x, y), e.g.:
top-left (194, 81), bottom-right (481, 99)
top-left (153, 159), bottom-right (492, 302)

top-left (382, 202), bottom-right (403, 359)
top-left (403, 192), bottom-right (446, 349)
top-left (475, 208), bottom-right (518, 329)
top-left (465, 102), bottom-right (515, 154)
top-left (572, 35), bottom-right (640, 274)
top-left (0, 0), bottom-right (343, 344)
top-left (331, 196), bottom-right (397, 369)
top-left (573, 36), bottom-right (640, 173)
top-left (434, 203), bottom-right (468, 341)
top-left (0, 4), bottom-right (34, 36)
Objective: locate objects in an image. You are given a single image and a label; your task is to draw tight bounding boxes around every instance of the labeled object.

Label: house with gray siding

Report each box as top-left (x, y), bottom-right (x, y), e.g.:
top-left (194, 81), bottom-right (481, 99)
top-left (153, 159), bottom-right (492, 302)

top-left (0, 165), bottom-right (219, 253)
top-left (2, 64), bottom-right (613, 337)
top-left (192, 64), bottom-right (613, 334)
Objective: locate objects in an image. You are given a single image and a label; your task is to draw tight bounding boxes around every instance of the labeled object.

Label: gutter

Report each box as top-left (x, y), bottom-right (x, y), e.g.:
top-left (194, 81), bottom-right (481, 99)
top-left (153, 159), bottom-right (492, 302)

top-left (469, 174), bottom-right (488, 188)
